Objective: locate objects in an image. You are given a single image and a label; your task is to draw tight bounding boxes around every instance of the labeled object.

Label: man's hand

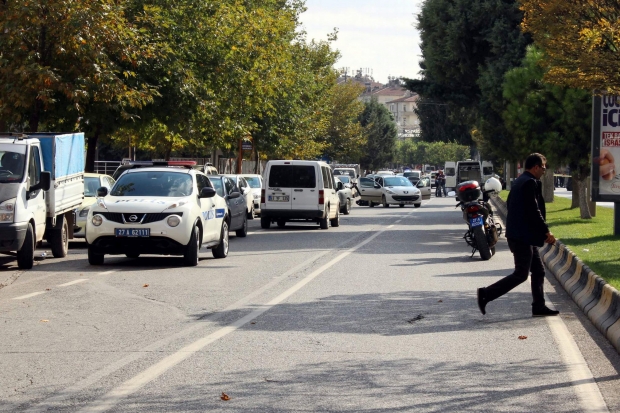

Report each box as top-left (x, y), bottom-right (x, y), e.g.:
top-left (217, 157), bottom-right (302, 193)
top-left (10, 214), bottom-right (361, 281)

top-left (545, 232), bottom-right (556, 245)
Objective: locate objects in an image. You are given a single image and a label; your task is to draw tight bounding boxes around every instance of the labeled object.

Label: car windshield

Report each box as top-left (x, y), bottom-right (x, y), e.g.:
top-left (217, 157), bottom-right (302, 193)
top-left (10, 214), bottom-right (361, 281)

top-left (334, 169), bottom-right (355, 178)
top-left (209, 177), bottom-right (225, 197)
top-left (384, 177), bottom-right (413, 187)
top-left (0, 145), bottom-right (26, 183)
top-left (242, 176), bottom-right (261, 188)
top-left (111, 171), bottom-right (193, 197)
top-left (338, 176), bottom-right (350, 183)
top-left (84, 177), bottom-right (101, 197)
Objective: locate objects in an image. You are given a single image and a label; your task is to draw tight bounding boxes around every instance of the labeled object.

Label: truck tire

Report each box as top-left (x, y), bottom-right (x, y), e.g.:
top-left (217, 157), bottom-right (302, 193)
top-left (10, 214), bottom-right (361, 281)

top-left (212, 221), bottom-right (229, 258)
top-left (16, 223), bottom-right (35, 270)
top-left (319, 207), bottom-right (329, 229)
top-left (183, 226), bottom-right (200, 266)
top-left (474, 226), bottom-right (492, 261)
top-left (330, 207), bottom-right (340, 227)
top-left (88, 247), bottom-right (104, 265)
top-left (260, 216), bottom-right (271, 229)
top-left (50, 217), bottom-right (69, 258)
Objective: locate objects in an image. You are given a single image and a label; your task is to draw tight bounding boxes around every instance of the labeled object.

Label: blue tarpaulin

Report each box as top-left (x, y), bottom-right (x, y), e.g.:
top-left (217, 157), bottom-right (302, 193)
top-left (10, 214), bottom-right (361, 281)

top-left (38, 133), bottom-right (85, 179)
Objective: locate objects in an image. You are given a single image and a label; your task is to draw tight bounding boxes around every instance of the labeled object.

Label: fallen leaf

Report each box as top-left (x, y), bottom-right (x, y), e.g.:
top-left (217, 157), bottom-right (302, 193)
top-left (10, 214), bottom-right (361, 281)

top-left (518, 335), bottom-right (527, 340)
top-left (437, 300), bottom-right (443, 303)
top-left (251, 321), bottom-right (256, 324)
top-left (143, 284), bottom-right (149, 288)
top-left (220, 392), bottom-right (230, 401)
top-left (40, 319), bottom-right (49, 323)
top-left (45, 288), bottom-right (51, 291)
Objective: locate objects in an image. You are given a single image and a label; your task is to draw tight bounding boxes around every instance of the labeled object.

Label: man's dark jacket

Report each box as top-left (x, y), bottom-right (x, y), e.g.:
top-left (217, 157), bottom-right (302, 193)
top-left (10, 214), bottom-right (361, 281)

top-left (505, 171), bottom-right (549, 247)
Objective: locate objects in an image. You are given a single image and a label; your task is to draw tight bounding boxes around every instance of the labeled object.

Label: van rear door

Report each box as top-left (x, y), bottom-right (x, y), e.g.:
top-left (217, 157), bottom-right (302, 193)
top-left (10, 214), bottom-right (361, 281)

top-left (291, 163), bottom-right (319, 211)
top-left (265, 163), bottom-right (293, 210)
top-left (445, 162), bottom-right (456, 189)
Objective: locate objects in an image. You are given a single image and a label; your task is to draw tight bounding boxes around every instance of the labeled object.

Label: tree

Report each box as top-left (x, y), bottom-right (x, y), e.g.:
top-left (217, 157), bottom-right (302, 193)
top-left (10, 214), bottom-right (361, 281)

top-left (502, 46), bottom-right (592, 217)
top-left (521, 0), bottom-right (620, 93)
top-left (359, 98), bottom-right (397, 171)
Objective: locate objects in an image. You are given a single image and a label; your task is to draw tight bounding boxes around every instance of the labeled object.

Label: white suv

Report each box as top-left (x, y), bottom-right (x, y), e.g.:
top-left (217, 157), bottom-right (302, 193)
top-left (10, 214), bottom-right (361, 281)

top-left (86, 163), bottom-right (229, 266)
top-left (260, 160), bottom-right (340, 229)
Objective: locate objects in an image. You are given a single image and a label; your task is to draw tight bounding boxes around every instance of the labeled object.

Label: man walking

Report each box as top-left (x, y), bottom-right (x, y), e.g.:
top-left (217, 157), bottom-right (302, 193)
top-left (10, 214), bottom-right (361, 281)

top-left (477, 153), bottom-right (558, 317)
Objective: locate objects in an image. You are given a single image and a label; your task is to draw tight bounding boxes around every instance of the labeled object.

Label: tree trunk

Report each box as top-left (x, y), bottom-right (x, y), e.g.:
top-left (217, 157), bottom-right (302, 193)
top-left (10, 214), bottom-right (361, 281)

top-left (571, 176), bottom-right (580, 209)
top-left (578, 175), bottom-right (592, 219)
top-left (585, 177), bottom-right (596, 218)
top-left (542, 168), bottom-right (554, 203)
top-left (84, 125), bottom-right (101, 173)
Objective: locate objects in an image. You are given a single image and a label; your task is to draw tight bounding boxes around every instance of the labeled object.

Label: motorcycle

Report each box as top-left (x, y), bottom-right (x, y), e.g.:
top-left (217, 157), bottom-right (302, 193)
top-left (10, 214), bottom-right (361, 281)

top-left (455, 178), bottom-right (503, 260)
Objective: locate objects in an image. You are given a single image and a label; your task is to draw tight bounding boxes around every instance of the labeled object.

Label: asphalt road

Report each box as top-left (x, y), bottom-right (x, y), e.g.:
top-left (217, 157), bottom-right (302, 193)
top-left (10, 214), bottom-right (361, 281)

top-left (1, 196), bottom-right (619, 412)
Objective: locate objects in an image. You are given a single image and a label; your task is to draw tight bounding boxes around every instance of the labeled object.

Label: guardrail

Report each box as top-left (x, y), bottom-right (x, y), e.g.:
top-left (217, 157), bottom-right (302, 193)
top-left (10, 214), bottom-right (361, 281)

top-left (94, 161), bottom-right (121, 176)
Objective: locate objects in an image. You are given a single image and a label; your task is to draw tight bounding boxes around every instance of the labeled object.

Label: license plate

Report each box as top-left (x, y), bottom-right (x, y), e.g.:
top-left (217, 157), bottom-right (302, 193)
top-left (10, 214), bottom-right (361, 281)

top-left (470, 216), bottom-right (483, 227)
top-left (115, 228), bottom-right (150, 237)
top-left (268, 195), bottom-right (289, 202)
top-left (402, 201), bottom-right (414, 204)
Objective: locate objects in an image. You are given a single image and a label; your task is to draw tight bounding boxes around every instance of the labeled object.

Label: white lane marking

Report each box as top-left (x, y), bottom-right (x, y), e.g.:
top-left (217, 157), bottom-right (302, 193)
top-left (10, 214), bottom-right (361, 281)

top-left (98, 270), bottom-right (117, 275)
top-left (78, 225), bottom-right (391, 413)
top-left (12, 291), bottom-right (46, 300)
top-left (57, 279), bottom-right (88, 287)
top-left (545, 295), bottom-right (609, 413)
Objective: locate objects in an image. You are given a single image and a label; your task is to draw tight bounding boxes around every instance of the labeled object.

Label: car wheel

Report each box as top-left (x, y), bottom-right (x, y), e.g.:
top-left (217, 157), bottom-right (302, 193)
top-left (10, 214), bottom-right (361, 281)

top-left (342, 199), bottom-right (351, 215)
top-left (125, 253), bottom-right (140, 258)
top-left (88, 247), bottom-right (104, 265)
top-left (247, 205), bottom-right (255, 220)
top-left (330, 208), bottom-right (340, 227)
top-left (319, 207), bottom-right (329, 229)
top-left (369, 201), bottom-right (375, 208)
top-left (382, 196), bottom-right (389, 208)
top-left (414, 203), bottom-right (421, 208)
top-left (50, 217), bottom-right (69, 258)
top-left (183, 225), bottom-right (200, 266)
top-left (212, 220), bottom-right (229, 258)
top-left (16, 223), bottom-right (34, 270)
top-left (260, 216), bottom-right (271, 229)
top-left (236, 215), bottom-right (248, 237)
top-left (399, 204), bottom-right (405, 208)
top-left (277, 219), bottom-right (286, 228)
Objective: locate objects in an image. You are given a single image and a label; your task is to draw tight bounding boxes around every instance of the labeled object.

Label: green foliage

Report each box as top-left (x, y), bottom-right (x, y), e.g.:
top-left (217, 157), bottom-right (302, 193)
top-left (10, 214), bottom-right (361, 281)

top-left (395, 140), bottom-right (470, 166)
top-left (412, 96), bottom-right (474, 145)
top-left (359, 98), bottom-right (397, 171)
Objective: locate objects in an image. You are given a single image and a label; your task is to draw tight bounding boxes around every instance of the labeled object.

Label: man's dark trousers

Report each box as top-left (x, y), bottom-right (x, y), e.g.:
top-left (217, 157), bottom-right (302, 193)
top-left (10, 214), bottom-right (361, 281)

top-left (484, 238), bottom-right (546, 307)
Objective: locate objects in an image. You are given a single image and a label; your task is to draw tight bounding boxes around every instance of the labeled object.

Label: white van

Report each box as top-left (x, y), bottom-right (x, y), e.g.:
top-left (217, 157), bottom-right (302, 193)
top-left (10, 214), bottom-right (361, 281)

top-left (456, 160), bottom-right (482, 188)
top-left (260, 160), bottom-right (340, 229)
top-left (481, 161), bottom-right (494, 183)
top-left (444, 162), bottom-right (456, 190)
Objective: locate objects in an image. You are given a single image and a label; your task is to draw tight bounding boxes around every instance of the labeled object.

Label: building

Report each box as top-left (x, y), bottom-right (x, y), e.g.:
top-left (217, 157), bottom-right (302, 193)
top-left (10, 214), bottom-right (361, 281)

top-left (386, 95), bottom-right (421, 139)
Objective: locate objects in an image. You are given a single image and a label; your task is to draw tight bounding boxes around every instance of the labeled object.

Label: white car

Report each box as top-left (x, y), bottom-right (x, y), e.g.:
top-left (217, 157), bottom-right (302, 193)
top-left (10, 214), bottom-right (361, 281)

top-left (224, 174), bottom-right (255, 219)
top-left (240, 174), bottom-right (263, 215)
top-left (74, 173), bottom-right (115, 238)
top-left (86, 163), bottom-right (229, 266)
top-left (359, 175), bottom-right (422, 208)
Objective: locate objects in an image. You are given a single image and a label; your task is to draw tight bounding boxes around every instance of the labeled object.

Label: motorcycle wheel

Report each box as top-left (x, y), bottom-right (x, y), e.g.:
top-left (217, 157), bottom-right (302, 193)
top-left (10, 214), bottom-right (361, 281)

top-left (474, 226), bottom-right (493, 261)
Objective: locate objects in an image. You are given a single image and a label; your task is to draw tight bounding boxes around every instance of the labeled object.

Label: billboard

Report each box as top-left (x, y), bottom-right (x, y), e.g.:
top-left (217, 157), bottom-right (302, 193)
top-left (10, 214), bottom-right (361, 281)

top-left (591, 95), bottom-right (620, 201)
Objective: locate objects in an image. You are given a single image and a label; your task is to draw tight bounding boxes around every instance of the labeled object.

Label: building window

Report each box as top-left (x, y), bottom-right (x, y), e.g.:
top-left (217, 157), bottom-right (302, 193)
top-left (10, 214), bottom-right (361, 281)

top-left (403, 117), bottom-right (407, 125)
top-left (390, 104), bottom-right (394, 111)
top-left (403, 104), bottom-right (407, 112)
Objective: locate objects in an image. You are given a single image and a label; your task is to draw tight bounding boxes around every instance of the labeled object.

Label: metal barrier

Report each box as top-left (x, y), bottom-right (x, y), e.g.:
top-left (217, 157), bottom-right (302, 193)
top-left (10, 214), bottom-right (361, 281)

top-left (94, 161), bottom-right (121, 176)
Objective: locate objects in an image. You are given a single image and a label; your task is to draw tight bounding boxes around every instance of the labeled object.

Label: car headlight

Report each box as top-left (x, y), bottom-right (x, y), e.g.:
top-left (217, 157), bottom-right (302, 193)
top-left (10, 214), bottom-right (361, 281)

top-left (79, 206), bottom-right (90, 217)
top-left (0, 198), bottom-right (16, 222)
top-left (166, 215), bottom-right (181, 227)
top-left (92, 215), bottom-right (103, 226)
top-left (385, 189), bottom-right (395, 195)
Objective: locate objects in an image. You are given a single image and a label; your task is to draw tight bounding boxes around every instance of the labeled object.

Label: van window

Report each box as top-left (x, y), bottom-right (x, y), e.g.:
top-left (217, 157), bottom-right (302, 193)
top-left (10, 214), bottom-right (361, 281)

top-left (445, 168), bottom-right (455, 176)
top-left (321, 166), bottom-right (333, 189)
top-left (28, 146), bottom-right (41, 185)
top-left (483, 166), bottom-right (493, 175)
top-left (268, 165), bottom-right (316, 188)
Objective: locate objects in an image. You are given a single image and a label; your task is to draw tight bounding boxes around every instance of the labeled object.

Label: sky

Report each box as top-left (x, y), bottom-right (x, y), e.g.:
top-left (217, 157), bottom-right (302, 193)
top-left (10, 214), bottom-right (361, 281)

top-left (299, 0), bottom-right (424, 84)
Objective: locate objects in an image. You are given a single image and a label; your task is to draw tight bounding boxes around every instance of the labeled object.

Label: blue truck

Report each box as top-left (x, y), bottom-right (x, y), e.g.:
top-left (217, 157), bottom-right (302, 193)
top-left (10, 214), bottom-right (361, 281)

top-left (0, 133), bottom-right (85, 269)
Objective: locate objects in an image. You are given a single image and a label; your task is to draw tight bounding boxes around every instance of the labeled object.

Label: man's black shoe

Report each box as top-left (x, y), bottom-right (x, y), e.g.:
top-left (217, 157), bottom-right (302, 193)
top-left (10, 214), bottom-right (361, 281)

top-left (532, 306), bottom-right (559, 317)
top-left (477, 288), bottom-right (487, 315)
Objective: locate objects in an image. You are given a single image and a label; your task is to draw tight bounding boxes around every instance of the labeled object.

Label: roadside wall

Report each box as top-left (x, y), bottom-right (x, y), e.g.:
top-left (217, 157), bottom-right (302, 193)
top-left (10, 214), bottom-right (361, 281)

top-left (489, 194), bottom-right (620, 353)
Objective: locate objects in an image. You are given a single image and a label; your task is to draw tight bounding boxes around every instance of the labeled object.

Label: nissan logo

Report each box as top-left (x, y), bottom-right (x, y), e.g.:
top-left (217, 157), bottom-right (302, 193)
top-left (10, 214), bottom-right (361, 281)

top-left (128, 215), bottom-right (138, 222)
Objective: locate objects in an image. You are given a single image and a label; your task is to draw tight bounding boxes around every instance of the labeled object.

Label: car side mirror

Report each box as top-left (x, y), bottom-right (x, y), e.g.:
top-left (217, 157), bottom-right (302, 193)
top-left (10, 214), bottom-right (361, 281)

top-left (200, 187), bottom-right (216, 198)
top-left (97, 186), bottom-right (109, 197)
top-left (29, 171), bottom-right (51, 192)
top-left (337, 182), bottom-right (344, 190)
top-left (229, 191), bottom-right (241, 199)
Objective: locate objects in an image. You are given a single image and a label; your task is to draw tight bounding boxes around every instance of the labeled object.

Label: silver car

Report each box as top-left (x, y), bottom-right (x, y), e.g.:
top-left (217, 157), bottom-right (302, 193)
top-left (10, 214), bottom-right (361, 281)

top-left (334, 177), bottom-right (353, 215)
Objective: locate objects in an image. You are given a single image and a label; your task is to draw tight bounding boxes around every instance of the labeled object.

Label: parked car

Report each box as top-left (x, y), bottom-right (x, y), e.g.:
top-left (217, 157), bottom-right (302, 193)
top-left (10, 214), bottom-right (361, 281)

top-left (240, 174), bottom-right (263, 216)
top-left (335, 177), bottom-right (353, 215)
top-left (358, 175), bottom-right (422, 207)
top-left (414, 176), bottom-right (432, 200)
top-left (260, 160), bottom-right (340, 229)
top-left (375, 170), bottom-right (395, 176)
top-left (224, 174), bottom-right (255, 219)
top-left (74, 173), bottom-right (116, 238)
top-left (208, 175), bottom-right (249, 237)
top-left (86, 162), bottom-right (229, 266)
top-left (429, 171), bottom-right (438, 188)
top-left (203, 162), bottom-right (218, 175)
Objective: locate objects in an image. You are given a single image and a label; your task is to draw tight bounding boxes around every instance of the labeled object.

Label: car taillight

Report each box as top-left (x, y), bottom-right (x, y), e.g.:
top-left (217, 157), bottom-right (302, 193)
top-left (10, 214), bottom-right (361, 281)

top-left (261, 189), bottom-right (265, 204)
top-left (319, 190), bottom-right (324, 205)
top-left (467, 205), bottom-right (480, 213)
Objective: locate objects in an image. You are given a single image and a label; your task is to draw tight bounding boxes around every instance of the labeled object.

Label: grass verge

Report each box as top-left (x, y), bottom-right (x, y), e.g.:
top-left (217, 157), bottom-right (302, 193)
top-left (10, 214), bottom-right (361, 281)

top-left (498, 190), bottom-right (620, 290)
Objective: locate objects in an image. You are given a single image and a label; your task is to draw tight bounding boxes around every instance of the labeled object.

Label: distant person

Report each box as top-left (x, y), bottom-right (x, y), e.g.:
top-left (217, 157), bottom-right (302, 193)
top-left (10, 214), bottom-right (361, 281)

top-left (435, 170), bottom-right (446, 197)
top-left (477, 153), bottom-right (559, 317)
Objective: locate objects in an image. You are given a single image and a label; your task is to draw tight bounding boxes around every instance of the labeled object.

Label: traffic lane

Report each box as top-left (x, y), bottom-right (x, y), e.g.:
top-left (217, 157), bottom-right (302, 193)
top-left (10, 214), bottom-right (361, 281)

top-left (0, 205), bottom-right (406, 411)
top-left (76, 203), bottom-right (589, 412)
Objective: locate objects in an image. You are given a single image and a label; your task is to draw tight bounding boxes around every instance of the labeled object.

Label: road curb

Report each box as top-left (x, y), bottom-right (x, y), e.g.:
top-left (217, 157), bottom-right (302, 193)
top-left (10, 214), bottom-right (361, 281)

top-left (489, 195), bottom-right (620, 353)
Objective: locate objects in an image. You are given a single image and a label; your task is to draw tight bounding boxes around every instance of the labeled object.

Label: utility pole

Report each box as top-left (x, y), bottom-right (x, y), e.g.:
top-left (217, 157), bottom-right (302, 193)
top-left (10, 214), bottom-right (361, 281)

top-left (237, 138), bottom-right (243, 174)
